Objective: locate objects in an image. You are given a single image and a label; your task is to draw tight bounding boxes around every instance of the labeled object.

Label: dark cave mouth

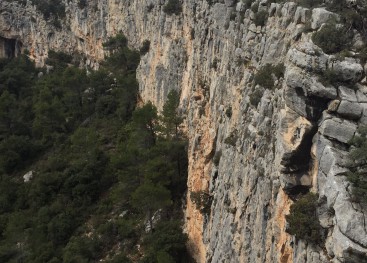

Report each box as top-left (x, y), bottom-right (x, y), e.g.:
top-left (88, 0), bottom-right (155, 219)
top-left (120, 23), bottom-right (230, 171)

top-left (285, 185), bottom-right (311, 201)
top-left (281, 126), bottom-right (319, 200)
top-left (0, 36), bottom-right (22, 59)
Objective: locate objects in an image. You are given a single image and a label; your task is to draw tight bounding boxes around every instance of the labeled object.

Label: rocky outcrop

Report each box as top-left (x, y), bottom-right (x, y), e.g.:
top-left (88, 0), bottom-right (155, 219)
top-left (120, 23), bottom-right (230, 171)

top-left (1, 0), bottom-right (366, 262)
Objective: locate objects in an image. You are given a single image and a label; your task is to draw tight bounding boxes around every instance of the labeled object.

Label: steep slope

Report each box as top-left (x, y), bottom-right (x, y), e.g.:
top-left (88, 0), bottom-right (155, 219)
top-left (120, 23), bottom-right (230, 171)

top-left (1, 0), bottom-right (366, 262)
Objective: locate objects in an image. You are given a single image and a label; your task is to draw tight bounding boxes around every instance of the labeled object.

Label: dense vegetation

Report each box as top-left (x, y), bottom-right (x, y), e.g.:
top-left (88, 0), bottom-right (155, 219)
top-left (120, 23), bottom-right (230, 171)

top-left (163, 0), bottom-right (182, 15)
top-left (312, 22), bottom-right (352, 54)
top-left (0, 35), bottom-right (190, 262)
top-left (31, 0), bottom-right (65, 20)
top-left (254, 63), bottom-right (285, 90)
top-left (286, 193), bottom-right (324, 244)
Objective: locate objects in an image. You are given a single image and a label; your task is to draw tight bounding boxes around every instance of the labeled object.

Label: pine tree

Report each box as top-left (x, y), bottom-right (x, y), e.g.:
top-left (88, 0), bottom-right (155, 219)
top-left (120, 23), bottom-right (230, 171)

top-left (161, 90), bottom-right (182, 139)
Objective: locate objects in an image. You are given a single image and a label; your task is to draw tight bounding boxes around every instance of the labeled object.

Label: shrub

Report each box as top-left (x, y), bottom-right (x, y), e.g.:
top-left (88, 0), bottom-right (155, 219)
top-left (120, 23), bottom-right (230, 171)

top-left (254, 65), bottom-right (274, 89)
top-left (95, 95), bottom-right (117, 117)
top-left (103, 34), bottom-right (128, 51)
top-left (249, 89), bottom-right (263, 107)
top-left (230, 11), bottom-right (237, 21)
top-left (318, 68), bottom-right (340, 86)
top-left (46, 50), bottom-right (72, 68)
top-left (254, 10), bottom-right (268, 27)
top-left (141, 221), bottom-right (189, 263)
top-left (213, 150), bottom-right (222, 166)
top-left (225, 106), bottom-right (232, 118)
top-left (251, 2), bottom-right (259, 13)
top-left (286, 193), bottom-right (323, 244)
top-left (273, 63), bottom-right (285, 79)
top-left (33, 0), bottom-right (66, 20)
top-left (140, 40), bottom-right (151, 55)
top-left (78, 0), bottom-right (87, 9)
top-left (318, 67), bottom-right (357, 88)
top-left (147, 4), bottom-right (154, 12)
top-left (254, 63), bottom-right (284, 90)
top-left (163, 0), bottom-right (182, 15)
top-left (211, 58), bottom-right (220, 70)
top-left (224, 130), bottom-right (238, 147)
top-left (190, 191), bottom-right (212, 215)
top-left (312, 23), bottom-right (352, 54)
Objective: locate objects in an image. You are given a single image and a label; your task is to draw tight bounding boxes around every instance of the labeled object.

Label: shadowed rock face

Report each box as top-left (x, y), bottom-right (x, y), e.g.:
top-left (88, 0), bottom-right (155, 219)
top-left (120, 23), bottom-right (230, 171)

top-left (1, 0), bottom-right (367, 262)
top-left (0, 36), bottom-right (21, 58)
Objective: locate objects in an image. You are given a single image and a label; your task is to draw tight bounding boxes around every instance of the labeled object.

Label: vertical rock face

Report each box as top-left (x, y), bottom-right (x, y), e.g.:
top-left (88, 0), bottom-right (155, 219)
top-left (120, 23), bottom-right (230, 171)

top-left (1, 0), bottom-right (367, 262)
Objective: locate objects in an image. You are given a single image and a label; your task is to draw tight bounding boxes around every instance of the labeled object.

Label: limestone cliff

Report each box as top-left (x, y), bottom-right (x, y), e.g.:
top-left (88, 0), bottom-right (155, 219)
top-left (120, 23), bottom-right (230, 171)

top-left (1, 0), bottom-right (366, 262)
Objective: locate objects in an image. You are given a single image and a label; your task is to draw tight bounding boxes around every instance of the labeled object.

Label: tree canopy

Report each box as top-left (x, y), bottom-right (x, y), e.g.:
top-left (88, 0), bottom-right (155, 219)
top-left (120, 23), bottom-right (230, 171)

top-left (0, 35), bottom-right (191, 262)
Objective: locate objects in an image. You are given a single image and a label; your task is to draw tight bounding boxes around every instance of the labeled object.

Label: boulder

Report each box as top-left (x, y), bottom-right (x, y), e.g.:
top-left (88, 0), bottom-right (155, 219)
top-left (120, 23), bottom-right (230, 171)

top-left (338, 86), bottom-right (357, 102)
top-left (336, 101), bottom-right (362, 120)
top-left (23, 171), bottom-right (33, 182)
top-left (319, 144), bottom-right (348, 176)
top-left (309, 78), bottom-right (337, 99)
top-left (287, 44), bottom-right (328, 72)
top-left (319, 117), bottom-right (357, 144)
top-left (311, 8), bottom-right (338, 30)
top-left (330, 60), bottom-right (364, 83)
top-left (334, 195), bottom-right (367, 247)
top-left (286, 67), bottom-right (337, 100)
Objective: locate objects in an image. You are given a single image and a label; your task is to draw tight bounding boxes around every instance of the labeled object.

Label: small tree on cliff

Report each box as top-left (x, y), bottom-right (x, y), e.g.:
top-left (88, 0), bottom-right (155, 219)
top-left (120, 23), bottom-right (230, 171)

top-left (160, 90), bottom-right (183, 139)
top-left (286, 193), bottom-right (323, 244)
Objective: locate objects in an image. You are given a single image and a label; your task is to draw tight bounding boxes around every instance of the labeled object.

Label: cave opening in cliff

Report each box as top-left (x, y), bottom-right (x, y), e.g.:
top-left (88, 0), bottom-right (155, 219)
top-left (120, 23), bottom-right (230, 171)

top-left (282, 125), bottom-right (319, 199)
top-left (306, 95), bottom-right (331, 121)
top-left (283, 126), bottom-right (318, 174)
top-left (0, 36), bottom-right (22, 59)
top-left (286, 185), bottom-right (311, 201)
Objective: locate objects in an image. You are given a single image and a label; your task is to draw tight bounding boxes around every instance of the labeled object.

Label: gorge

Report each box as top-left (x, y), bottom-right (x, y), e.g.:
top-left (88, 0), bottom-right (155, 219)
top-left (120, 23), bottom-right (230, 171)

top-left (1, 0), bottom-right (367, 262)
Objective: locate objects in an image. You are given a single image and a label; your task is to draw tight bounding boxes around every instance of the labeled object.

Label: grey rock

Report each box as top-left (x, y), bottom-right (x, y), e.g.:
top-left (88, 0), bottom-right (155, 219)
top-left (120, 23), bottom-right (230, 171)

top-left (318, 196), bottom-right (333, 228)
top-left (334, 194), bottom-right (367, 247)
top-left (356, 88), bottom-right (367, 103)
top-left (311, 8), bottom-right (338, 30)
top-left (23, 171), bottom-right (33, 183)
top-left (337, 101), bottom-right (362, 120)
top-left (236, 2), bottom-right (244, 12)
top-left (281, 172), bottom-right (312, 190)
top-left (338, 86), bottom-right (357, 102)
top-left (330, 60), bottom-right (364, 83)
top-left (286, 67), bottom-right (337, 100)
top-left (319, 118), bottom-right (357, 144)
top-left (359, 103), bottom-right (367, 124)
top-left (318, 143), bottom-right (348, 176)
top-left (3, 1), bottom-right (367, 262)
top-left (287, 42), bottom-right (328, 72)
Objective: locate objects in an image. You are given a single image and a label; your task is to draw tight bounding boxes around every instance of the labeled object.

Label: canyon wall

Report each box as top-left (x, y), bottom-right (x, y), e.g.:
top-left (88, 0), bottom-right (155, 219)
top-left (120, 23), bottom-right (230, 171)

top-left (1, 0), bottom-right (366, 262)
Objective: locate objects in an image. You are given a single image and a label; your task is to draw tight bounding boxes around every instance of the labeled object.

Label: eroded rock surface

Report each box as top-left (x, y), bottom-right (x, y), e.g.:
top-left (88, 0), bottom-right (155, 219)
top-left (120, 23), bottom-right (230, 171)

top-left (1, 0), bottom-right (367, 262)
